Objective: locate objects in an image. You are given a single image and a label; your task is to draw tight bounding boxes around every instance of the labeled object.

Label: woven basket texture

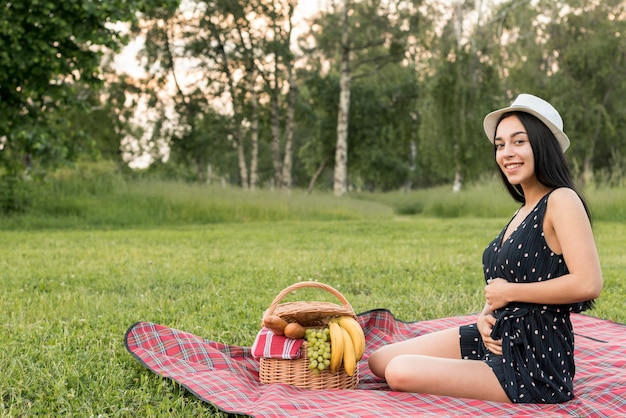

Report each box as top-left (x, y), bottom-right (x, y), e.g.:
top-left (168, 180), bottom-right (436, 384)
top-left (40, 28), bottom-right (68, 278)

top-left (259, 341), bottom-right (358, 389)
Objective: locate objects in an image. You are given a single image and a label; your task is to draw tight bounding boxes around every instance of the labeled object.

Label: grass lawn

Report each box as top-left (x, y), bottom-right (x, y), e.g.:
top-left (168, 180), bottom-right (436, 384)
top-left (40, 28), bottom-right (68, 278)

top-left (1, 180), bottom-right (624, 416)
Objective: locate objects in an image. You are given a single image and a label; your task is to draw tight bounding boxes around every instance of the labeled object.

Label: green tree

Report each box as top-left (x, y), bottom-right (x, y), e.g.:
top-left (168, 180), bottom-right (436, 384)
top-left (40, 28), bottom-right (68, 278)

top-left (495, 0), bottom-right (626, 186)
top-left (0, 0), bottom-right (179, 211)
top-left (417, 1), bottom-right (501, 189)
top-left (545, 0), bottom-right (626, 186)
top-left (298, 73), bottom-right (340, 192)
top-left (348, 66), bottom-right (420, 191)
top-left (305, 0), bottom-right (425, 195)
top-left (0, 0), bottom-right (179, 175)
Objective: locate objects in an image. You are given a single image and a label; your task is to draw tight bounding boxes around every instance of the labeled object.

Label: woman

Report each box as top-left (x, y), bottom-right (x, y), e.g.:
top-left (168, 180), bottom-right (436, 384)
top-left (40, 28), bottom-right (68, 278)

top-left (367, 94), bottom-right (603, 403)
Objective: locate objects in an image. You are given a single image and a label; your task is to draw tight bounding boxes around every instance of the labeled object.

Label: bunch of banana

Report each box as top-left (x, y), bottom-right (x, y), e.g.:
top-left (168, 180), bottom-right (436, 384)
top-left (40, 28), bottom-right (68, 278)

top-left (328, 316), bottom-right (365, 376)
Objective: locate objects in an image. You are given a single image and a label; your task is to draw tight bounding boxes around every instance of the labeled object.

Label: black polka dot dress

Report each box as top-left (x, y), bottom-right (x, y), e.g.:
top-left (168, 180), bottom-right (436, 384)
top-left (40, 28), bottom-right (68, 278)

top-left (460, 189), bottom-right (593, 403)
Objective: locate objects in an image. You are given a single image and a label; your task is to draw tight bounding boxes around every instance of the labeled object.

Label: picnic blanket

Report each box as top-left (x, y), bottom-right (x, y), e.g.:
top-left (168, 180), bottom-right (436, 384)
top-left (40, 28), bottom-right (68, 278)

top-left (124, 309), bottom-right (626, 417)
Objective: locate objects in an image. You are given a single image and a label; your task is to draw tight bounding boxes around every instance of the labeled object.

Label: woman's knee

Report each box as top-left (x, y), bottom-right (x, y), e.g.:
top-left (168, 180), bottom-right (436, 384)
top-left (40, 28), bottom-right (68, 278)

top-left (367, 348), bottom-right (387, 378)
top-left (384, 356), bottom-right (418, 392)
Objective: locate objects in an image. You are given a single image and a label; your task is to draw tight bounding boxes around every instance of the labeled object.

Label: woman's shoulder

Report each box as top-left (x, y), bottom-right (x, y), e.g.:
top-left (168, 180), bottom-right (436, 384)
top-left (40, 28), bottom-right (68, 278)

top-left (546, 187), bottom-right (588, 218)
top-left (547, 187), bottom-right (581, 203)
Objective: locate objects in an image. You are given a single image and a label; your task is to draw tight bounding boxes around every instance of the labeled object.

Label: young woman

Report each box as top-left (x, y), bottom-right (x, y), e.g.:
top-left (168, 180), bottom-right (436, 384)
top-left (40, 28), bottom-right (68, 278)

top-left (367, 94), bottom-right (603, 404)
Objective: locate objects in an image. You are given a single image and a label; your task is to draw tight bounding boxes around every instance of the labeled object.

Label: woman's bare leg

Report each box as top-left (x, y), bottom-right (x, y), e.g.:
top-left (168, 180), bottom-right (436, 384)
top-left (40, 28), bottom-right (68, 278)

top-left (367, 326), bottom-right (510, 402)
top-left (368, 327), bottom-right (462, 378)
top-left (384, 354), bottom-right (510, 402)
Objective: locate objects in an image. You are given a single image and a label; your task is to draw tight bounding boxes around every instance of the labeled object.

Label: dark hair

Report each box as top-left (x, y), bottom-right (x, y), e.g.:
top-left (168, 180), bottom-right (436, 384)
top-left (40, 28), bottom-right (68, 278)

top-left (494, 111), bottom-right (591, 218)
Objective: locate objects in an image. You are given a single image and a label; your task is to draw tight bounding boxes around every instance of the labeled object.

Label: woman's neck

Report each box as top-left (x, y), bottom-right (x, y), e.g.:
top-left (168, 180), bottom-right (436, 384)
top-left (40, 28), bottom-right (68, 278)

top-left (521, 183), bottom-right (553, 209)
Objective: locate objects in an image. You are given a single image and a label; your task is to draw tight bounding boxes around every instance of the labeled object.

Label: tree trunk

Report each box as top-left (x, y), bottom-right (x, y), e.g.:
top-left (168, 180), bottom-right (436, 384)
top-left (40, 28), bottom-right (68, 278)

top-left (281, 64), bottom-right (297, 190)
top-left (333, 0), bottom-right (351, 197)
top-left (236, 136), bottom-right (249, 189)
top-left (452, 170), bottom-right (463, 192)
top-left (216, 33), bottom-right (249, 189)
top-left (404, 140), bottom-right (417, 191)
top-left (249, 71), bottom-right (259, 190)
top-left (307, 158), bottom-right (328, 194)
top-left (195, 157), bottom-right (206, 183)
top-left (270, 94), bottom-right (282, 188)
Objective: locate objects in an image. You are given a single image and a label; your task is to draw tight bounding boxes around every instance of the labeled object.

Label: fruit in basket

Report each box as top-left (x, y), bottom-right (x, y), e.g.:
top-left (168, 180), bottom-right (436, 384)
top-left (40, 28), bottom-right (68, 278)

top-left (340, 326), bottom-right (356, 376)
top-left (338, 316), bottom-right (366, 361)
top-left (328, 321), bottom-right (344, 373)
top-left (284, 322), bottom-right (306, 339)
top-left (263, 315), bottom-right (288, 335)
top-left (305, 328), bottom-right (331, 373)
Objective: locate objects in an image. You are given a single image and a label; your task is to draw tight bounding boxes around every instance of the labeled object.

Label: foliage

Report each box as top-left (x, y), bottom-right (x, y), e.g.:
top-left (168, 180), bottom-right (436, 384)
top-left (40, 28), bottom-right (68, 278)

top-left (4, 0), bottom-right (626, 199)
top-left (488, 0), bottom-right (626, 185)
top-left (0, 0), bottom-right (180, 213)
top-left (417, 4), bottom-right (503, 188)
top-left (0, 1), bottom-right (178, 173)
top-left (348, 66), bottom-right (421, 191)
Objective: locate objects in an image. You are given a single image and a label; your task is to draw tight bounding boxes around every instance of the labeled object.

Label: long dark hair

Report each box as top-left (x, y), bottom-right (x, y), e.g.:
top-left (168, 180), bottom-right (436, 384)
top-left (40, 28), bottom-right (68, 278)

top-left (494, 111), bottom-right (591, 218)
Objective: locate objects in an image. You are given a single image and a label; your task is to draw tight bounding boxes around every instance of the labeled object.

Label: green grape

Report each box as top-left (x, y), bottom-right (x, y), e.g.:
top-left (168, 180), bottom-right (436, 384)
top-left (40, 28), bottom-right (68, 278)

top-left (305, 327), bottom-right (332, 373)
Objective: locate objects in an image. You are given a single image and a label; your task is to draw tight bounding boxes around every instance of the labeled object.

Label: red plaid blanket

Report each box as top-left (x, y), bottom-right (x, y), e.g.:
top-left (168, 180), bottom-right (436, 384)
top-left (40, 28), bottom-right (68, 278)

top-left (124, 309), bottom-right (626, 417)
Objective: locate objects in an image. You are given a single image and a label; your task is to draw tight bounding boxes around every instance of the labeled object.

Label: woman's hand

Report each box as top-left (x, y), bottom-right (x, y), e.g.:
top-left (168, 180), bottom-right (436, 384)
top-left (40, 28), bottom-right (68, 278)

top-left (478, 311), bottom-right (502, 355)
top-left (484, 278), bottom-right (511, 310)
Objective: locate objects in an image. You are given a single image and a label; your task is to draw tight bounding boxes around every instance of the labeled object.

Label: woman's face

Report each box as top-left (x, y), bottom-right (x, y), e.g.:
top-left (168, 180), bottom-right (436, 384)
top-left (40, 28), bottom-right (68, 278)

top-left (494, 115), bottom-right (536, 186)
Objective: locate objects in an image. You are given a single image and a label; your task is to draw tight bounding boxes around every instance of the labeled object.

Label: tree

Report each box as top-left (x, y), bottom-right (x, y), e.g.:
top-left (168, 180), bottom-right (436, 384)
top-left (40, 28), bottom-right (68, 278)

top-left (260, 0), bottom-right (299, 190)
top-left (492, 0), bottom-right (626, 186)
top-left (305, 0), bottom-right (422, 195)
top-left (334, 0), bottom-right (352, 196)
top-left (0, 1), bottom-right (179, 178)
top-left (0, 1), bottom-right (180, 214)
top-left (347, 66), bottom-right (420, 191)
top-left (419, 0), bottom-right (502, 191)
top-left (544, 0), bottom-right (626, 186)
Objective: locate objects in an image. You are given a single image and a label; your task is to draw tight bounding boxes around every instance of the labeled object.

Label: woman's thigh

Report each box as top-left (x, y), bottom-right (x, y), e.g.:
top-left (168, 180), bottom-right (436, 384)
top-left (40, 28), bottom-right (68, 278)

top-left (368, 327), bottom-right (462, 377)
top-left (385, 355), bottom-right (511, 403)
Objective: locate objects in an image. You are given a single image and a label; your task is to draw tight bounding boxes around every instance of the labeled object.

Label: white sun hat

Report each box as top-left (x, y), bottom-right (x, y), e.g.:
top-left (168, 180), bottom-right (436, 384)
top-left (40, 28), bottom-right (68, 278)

top-left (483, 93), bottom-right (570, 152)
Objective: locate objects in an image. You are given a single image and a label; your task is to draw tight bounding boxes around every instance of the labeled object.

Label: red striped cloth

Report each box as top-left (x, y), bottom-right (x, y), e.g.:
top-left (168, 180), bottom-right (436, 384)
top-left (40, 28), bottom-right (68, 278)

top-left (251, 327), bottom-right (303, 359)
top-left (125, 309), bottom-right (626, 417)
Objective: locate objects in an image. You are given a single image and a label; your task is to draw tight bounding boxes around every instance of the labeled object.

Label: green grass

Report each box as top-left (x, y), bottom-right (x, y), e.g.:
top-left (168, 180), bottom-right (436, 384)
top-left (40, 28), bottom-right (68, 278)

top-left (1, 174), bottom-right (625, 416)
top-left (4, 180), bottom-right (394, 229)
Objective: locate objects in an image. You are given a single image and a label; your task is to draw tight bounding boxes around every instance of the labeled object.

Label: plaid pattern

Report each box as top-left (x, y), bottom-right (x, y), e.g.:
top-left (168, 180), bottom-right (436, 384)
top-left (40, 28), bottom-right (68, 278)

top-left (251, 327), bottom-right (304, 359)
top-left (125, 310), bottom-right (626, 417)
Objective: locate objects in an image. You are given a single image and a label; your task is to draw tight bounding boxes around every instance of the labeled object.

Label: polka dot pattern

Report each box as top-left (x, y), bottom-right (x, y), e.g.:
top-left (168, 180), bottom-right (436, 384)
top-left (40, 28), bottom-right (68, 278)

top-left (479, 190), bottom-right (593, 403)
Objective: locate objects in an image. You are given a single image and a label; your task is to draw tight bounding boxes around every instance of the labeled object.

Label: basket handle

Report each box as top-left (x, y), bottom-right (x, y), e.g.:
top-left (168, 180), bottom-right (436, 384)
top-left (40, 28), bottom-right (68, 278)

top-left (265, 281), bottom-right (354, 316)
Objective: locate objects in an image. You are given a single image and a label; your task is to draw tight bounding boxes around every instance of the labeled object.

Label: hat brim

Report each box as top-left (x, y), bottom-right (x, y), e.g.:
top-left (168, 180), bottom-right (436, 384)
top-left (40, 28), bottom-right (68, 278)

top-left (483, 106), bottom-right (570, 152)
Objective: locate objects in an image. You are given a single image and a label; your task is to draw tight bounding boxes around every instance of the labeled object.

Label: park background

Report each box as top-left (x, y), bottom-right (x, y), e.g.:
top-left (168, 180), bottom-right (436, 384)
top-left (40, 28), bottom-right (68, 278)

top-left (1, 0), bottom-right (625, 416)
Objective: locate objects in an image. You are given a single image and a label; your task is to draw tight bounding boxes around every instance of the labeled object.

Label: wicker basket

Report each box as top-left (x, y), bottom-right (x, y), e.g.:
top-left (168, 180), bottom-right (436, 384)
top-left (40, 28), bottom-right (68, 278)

top-left (258, 281), bottom-right (359, 390)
